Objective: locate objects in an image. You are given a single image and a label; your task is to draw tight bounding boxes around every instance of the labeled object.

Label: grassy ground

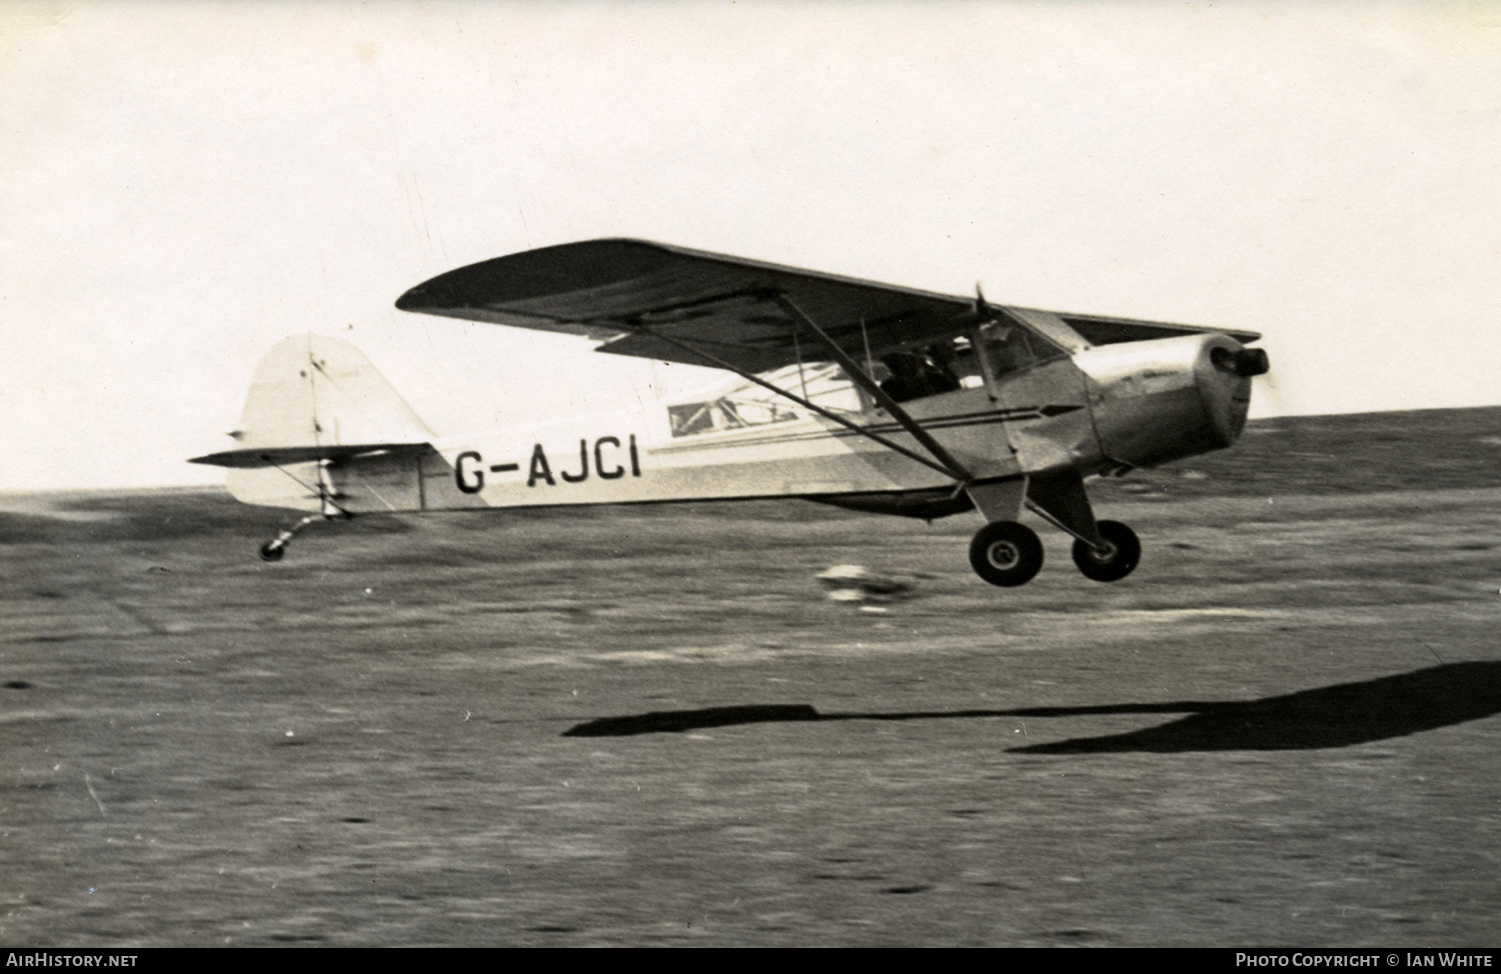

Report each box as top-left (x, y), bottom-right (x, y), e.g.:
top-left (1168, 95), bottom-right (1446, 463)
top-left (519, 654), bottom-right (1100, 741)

top-left (2, 406), bottom-right (1499, 946)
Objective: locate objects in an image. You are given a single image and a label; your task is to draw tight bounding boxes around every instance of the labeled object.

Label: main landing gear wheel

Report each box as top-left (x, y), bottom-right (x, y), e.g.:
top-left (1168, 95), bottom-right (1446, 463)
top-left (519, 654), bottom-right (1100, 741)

top-left (969, 521), bottom-right (1044, 587)
top-left (1072, 520), bottom-right (1140, 582)
top-left (259, 540), bottom-right (287, 562)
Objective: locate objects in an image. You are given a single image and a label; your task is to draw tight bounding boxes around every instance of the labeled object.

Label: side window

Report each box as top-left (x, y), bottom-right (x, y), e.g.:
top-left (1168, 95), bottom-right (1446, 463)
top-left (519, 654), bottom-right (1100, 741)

top-left (666, 363), bottom-right (860, 437)
top-left (943, 337), bottom-right (988, 390)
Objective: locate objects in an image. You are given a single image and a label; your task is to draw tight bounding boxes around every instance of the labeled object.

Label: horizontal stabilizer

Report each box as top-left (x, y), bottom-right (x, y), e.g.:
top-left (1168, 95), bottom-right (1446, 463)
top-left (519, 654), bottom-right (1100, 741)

top-left (190, 443), bottom-right (429, 469)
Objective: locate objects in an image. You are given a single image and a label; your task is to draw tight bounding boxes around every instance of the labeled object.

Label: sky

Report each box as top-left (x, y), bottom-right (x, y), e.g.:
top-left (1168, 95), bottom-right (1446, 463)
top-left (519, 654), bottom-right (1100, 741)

top-left (2, 1), bottom-right (1499, 491)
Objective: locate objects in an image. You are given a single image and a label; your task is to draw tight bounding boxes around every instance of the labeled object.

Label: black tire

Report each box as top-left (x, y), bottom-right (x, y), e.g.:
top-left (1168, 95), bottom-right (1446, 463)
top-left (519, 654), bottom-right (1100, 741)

top-left (259, 541), bottom-right (286, 562)
top-left (1071, 520), bottom-right (1140, 582)
top-left (969, 521), bottom-right (1044, 587)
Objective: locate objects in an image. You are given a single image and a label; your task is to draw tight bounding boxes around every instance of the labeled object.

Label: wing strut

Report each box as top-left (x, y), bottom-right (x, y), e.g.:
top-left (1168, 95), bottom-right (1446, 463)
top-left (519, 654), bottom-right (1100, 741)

top-left (770, 293), bottom-right (975, 484)
top-left (644, 330), bottom-right (962, 481)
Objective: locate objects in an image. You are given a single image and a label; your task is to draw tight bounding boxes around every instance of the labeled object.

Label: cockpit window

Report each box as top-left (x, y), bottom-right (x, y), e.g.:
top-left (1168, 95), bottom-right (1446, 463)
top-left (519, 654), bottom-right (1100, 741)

top-left (665, 321), bottom-right (1069, 433)
top-left (974, 320), bottom-right (1064, 379)
top-left (877, 342), bottom-right (964, 403)
top-left (869, 323), bottom-right (1064, 405)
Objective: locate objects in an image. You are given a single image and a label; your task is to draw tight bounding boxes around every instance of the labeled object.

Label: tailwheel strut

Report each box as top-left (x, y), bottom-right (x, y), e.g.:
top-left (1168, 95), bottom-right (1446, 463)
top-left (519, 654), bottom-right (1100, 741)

top-left (259, 513), bottom-right (338, 562)
top-left (257, 459), bottom-right (351, 562)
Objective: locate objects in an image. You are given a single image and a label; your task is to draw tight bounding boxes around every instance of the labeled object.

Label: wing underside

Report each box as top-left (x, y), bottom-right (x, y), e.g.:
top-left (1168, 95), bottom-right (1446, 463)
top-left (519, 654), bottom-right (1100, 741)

top-left (395, 239), bottom-right (1259, 372)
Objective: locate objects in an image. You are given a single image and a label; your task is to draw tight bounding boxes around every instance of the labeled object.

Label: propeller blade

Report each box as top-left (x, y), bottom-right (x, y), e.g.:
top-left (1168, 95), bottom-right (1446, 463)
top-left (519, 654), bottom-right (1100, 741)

top-left (974, 282), bottom-right (992, 321)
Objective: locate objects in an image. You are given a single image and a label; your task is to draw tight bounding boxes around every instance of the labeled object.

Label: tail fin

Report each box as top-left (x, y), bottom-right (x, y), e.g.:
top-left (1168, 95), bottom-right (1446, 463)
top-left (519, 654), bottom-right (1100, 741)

top-left (201, 333), bottom-right (433, 460)
top-left (191, 335), bottom-right (438, 512)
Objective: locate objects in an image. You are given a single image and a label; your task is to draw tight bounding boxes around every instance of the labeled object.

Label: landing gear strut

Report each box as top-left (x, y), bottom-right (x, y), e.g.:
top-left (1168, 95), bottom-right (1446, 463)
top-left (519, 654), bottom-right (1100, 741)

top-left (968, 521), bottom-right (1044, 587)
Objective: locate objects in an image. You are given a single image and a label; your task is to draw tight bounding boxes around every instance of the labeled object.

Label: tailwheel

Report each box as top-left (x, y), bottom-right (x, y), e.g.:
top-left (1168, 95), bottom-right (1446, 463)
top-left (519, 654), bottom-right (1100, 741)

top-left (969, 521), bottom-right (1044, 587)
top-left (1072, 520), bottom-right (1140, 582)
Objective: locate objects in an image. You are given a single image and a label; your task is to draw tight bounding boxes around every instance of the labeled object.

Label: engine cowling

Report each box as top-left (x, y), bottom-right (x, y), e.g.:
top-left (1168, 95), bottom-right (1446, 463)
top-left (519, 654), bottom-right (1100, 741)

top-left (1073, 333), bottom-right (1267, 470)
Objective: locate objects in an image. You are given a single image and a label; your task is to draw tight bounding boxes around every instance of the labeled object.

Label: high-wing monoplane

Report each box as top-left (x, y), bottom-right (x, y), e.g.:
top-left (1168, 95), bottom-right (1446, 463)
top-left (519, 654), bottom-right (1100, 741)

top-left (192, 239), bottom-right (1269, 587)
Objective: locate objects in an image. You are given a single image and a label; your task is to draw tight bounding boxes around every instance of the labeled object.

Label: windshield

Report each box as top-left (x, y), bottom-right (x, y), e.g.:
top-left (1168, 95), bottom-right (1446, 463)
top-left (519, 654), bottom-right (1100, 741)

top-left (973, 320), bottom-right (1065, 379)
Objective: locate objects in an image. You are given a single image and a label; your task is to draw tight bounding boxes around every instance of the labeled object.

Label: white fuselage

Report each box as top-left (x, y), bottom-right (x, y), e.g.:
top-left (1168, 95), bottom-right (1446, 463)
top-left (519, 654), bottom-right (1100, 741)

top-left (223, 330), bottom-right (1256, 517)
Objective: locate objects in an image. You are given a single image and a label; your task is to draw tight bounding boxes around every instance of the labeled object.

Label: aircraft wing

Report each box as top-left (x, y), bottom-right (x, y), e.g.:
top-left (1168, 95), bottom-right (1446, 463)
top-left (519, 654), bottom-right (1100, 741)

top-left (395, 238), bottom-right (1260, 372)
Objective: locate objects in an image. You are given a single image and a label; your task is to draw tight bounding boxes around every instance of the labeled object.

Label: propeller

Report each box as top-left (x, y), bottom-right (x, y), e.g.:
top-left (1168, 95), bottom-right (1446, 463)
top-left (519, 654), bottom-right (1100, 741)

top-left (974, 282), bottom-right (995, 323)
top-left (1255, 358), bottom-right (1293, 419)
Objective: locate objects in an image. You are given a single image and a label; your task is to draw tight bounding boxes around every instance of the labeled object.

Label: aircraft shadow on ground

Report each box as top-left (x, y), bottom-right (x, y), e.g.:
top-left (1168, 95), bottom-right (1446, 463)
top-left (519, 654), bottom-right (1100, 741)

top-left (562, 662), bottom-right (1501, 753)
